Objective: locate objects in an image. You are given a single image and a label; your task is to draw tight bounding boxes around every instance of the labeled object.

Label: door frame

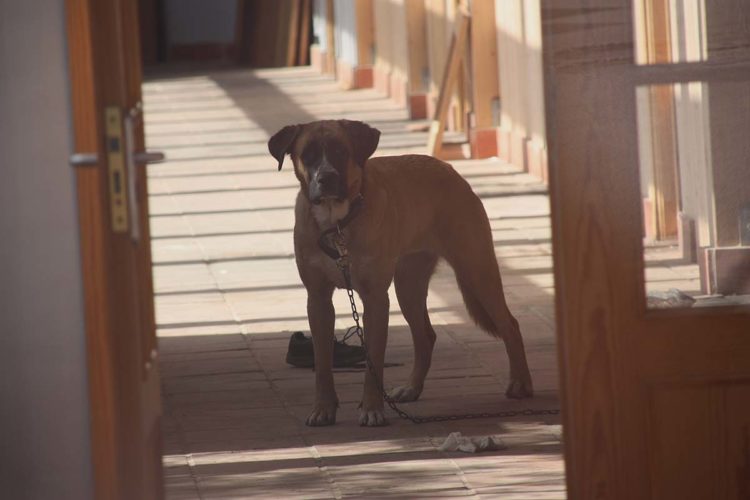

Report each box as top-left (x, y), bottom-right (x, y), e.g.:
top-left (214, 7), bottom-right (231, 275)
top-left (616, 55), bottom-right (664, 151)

top-left (65, 0), bottom-right (163, 498)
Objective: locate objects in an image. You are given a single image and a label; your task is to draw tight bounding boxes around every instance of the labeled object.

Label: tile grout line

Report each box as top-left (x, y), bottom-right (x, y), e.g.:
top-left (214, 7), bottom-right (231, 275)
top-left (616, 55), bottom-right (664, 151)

top-left (308, 445), bottom-right (345, 500)
top-left (184, 453), bottom-right (205, 500)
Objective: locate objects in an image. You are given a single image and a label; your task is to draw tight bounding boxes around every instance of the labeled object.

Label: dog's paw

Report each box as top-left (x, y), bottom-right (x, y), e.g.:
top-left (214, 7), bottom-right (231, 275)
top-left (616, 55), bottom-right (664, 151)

top-left (505, 378), bottom-right (534, 399)
top-left (388, 384), bottom-right (422, 402)
top-left (358, 409), bottom-right (388, 427)
top-left (306, 404), bottom-right (337, 426)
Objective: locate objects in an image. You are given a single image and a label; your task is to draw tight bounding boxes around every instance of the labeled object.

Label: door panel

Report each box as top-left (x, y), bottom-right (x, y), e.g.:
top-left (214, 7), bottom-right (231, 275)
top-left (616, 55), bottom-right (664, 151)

top-left (65, 0), bottom-right (162, 498)
top-left (541, 2), bottom-right (750, 498)
top-left (650, 381), bottom-right (750, 499)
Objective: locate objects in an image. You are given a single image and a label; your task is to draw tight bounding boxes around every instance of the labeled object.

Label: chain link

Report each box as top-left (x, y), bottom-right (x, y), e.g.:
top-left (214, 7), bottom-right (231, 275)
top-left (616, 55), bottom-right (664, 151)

top-left (332, 242), bottom-right (560, 425)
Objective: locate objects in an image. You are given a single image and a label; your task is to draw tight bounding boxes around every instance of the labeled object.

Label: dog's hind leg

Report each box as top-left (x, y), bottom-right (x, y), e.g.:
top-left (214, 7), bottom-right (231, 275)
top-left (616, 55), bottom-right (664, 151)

top-left (390, 252), bottom-right (439, 402)
top-left (454, 262), bottom-right (533, 399)
top-left (466, 271), bottom-right (533, 398)
top-left (445, 220), bottom-right (534, 399)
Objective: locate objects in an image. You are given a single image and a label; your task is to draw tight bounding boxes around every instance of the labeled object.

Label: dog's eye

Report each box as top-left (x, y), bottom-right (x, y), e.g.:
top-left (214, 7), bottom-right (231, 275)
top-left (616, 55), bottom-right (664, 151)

top-left (327, 145), bottom-right (347, 162)
top-left (301, 145), bottom-right (320, 166)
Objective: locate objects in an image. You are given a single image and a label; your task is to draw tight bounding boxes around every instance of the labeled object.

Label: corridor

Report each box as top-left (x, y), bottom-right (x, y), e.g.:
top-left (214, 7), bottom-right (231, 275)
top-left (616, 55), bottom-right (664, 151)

top-left (145, 66), bottom-right (564, 499)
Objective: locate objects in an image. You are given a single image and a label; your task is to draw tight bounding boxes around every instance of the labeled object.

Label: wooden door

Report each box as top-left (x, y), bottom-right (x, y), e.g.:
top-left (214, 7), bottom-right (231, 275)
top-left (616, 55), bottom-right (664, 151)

top-left (66, 0), bottom-right (163, 499)
top-left (541, 1), bottom-right (750, 499)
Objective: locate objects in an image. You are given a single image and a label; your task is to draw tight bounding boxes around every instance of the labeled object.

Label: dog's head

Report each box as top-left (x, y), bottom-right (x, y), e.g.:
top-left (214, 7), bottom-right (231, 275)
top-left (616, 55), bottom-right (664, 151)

top-left (268, 120), bottom-right (380, 205)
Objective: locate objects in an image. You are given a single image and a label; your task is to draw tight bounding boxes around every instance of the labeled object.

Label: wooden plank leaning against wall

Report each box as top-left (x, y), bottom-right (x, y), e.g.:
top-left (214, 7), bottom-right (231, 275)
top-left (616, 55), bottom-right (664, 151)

top-left (427, 9), bottom-right (470, 157)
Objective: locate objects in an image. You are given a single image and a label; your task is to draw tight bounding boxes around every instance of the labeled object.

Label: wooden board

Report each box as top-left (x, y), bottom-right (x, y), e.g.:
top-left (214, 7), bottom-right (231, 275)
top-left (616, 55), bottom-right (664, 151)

top-left (427, 10), bottom-right (470, 157)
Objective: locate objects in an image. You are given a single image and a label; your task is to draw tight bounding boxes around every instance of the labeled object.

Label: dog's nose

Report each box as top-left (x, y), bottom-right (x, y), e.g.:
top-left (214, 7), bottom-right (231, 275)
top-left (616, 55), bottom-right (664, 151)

top-left (317, 170), bottom-right (339, 190)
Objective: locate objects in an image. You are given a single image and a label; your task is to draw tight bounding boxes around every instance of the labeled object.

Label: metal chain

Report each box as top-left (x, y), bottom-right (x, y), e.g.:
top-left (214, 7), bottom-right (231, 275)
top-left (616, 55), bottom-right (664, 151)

top-left (332, 236), bottom-right (560, 424)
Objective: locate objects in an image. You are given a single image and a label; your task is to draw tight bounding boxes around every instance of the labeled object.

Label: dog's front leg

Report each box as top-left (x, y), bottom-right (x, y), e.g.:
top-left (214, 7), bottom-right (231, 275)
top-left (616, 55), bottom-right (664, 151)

top-left (359, 290), bottom-right (390, 426)
top-left (306, 288), bottom-right (338, 426)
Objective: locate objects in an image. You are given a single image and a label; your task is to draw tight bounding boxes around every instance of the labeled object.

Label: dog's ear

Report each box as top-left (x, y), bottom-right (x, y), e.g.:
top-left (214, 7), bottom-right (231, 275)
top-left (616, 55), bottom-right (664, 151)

top-left (339, 120), bottom-right (380, 167)
top-left (268, 124), bottom-right (301, 171)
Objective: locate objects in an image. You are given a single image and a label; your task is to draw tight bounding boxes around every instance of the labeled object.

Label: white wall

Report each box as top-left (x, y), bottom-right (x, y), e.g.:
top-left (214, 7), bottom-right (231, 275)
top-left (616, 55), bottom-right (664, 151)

top-left (334, 0), bottom-right (359, 65)
top-left (0, 2), bottom-right (93, 499)
top-left (165, 0), bottom-right (238, 45)
top-left (313, 0), bottom-right (328, 50)
top-left (494, 0), bottom-right (547, 163)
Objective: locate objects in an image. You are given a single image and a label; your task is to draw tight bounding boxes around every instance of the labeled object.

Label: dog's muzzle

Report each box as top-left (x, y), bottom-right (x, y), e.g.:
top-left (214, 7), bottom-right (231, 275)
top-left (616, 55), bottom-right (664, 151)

top-left (309, 163), bottom-right (343, 204)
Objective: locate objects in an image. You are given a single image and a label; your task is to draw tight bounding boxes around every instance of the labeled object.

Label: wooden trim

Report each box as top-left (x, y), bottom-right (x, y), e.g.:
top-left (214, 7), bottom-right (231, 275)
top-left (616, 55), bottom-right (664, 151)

top-left (635, 61), bottom-right (750, 84)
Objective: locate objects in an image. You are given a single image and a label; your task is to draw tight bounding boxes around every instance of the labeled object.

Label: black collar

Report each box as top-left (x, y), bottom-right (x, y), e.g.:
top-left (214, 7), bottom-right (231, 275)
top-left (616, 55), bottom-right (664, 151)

top-left (317, 194), bottom-right (364, 260)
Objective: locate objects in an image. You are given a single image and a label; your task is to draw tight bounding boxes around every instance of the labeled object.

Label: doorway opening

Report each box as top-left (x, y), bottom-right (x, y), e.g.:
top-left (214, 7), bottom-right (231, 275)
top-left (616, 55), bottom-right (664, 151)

top-left (62, 0), bottom-right (750, 497)
top-left (146, 66), bottom-right (564, 499)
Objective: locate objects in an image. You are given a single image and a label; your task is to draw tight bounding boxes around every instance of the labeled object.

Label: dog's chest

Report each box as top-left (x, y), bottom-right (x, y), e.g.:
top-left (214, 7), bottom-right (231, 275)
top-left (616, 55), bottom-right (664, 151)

top-left (307, 253), bottom-right (348, 288)
top-left (307, 249), bottom-right (374, 291)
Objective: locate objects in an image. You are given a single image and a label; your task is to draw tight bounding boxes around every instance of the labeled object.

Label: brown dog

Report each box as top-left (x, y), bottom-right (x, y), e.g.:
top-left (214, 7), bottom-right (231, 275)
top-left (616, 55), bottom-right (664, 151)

top-left (268, 119), bottom-right (533, 427)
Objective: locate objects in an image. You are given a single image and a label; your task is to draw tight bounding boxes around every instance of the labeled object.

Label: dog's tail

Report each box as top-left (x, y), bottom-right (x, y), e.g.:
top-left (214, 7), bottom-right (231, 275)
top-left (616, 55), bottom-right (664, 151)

top-left (439, 177), bottom-right (516, 340)
top-left (443, 194), bottom-right (511, 340)
top-left (455, 274), bottom-right (503, 338)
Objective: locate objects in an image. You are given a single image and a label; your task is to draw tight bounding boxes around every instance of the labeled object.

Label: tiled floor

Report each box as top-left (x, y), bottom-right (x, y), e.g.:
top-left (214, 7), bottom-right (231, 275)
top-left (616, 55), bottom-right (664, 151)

top-left (145, 66), bottom-right (565, 499)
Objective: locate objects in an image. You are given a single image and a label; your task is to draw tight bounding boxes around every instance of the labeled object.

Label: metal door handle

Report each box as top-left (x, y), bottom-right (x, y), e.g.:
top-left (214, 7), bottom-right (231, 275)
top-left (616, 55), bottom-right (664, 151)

top-left (133, 151), bottom-right (165, 164)
top-left (70, 153), bottom-right (99, 167)
top-left (123, 108), bottom-right (165, 242)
